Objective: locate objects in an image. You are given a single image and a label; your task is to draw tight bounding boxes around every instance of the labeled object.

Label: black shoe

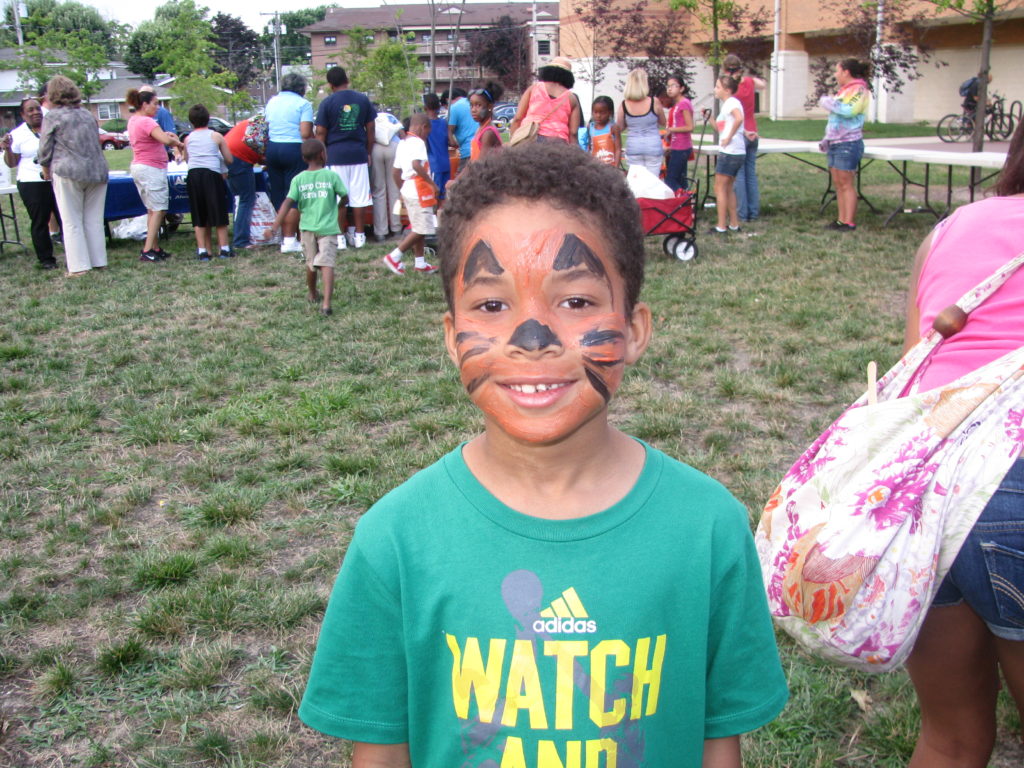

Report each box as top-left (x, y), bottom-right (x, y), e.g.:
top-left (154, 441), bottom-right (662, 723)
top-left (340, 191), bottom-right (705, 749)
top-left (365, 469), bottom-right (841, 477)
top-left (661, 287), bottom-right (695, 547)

top-left (151, 247), bottom-right (171, 260)
top-left (320, 307), bottom-right (333, 316)
top-left (50, 232), bottom-right (63, 247)
top-left (707, 226), bottom-right (728, 235)
top-left (197, 251), bottom-right (211, 262)
top-left (826, 220), bottom-right (856, 231)
top-left (139, 250), bottom-right (162, 263)
top-left (38, 260), bottom-right (57, 270)
top-left (218, 248), bottom-right (234, 259)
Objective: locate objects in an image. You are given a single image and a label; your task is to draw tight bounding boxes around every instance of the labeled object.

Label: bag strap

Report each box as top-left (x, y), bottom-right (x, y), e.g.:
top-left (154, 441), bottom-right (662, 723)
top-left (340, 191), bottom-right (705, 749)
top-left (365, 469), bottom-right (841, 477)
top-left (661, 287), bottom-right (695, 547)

top-left (529, 83), bottom-right (568, 127)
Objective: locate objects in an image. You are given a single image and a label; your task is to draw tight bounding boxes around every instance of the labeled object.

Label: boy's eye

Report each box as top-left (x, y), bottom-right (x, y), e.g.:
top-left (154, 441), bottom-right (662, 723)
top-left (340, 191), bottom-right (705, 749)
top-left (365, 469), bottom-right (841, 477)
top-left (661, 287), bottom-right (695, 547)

top-left (561, 297), bottom-right (592, 310)
top-left (478, 300), bottom-right (507, 313)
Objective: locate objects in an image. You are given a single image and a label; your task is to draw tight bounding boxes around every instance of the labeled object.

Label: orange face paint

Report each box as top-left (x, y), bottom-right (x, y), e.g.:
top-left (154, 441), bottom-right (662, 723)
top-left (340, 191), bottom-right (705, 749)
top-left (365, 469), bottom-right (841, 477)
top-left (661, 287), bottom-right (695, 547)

top-left (445, 204), bottom-right (637, 445)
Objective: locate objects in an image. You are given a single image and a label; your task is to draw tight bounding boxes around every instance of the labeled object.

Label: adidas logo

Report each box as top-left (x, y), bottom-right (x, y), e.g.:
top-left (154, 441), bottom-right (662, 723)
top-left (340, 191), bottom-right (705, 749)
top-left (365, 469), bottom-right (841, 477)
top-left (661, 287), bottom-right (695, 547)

top-left (533, 587), bottom-right (598, 634)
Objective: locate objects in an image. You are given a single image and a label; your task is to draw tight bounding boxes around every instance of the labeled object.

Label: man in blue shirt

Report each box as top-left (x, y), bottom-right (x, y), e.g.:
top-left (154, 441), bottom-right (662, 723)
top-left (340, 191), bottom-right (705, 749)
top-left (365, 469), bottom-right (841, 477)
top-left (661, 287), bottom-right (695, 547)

top-left (315, 67), bottom-right (376, 249)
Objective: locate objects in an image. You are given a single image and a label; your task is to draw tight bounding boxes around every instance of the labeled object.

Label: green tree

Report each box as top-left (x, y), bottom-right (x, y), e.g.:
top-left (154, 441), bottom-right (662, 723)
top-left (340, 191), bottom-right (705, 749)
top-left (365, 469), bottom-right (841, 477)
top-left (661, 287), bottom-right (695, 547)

top-left (349, 36), bottom-right (421, 113)
top-left (124, 1), bottom-right (235, 109)
top-left (260, 6), bottom-right (338, 66)
top-left (16, 5), bottom-right (108, 99)
top-left (3, 0), bottom-right (115, 56)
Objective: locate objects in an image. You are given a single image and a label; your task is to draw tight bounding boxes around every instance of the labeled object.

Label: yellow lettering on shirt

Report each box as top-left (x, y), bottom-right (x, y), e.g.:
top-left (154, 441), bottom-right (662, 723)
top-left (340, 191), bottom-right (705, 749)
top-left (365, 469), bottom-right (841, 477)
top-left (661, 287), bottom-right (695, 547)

top-left (588, 639), bottom-right (630, 727)
top-left (630, 634), bottom-right (666, 719)
top-left (446, 633), bottom-right (506, 723)
top-left (500, 738), bottom-right (616, 768)
top-left (500, 736), bottom-right (527, 768)
top-left (501, 639), bottom-right (549, 729)
top-left (538, 739), bottom-right (581, 767)
top-left (544, 640), bottom-right (588, 730)
top-left (586, 738), bottom-right (618, 767)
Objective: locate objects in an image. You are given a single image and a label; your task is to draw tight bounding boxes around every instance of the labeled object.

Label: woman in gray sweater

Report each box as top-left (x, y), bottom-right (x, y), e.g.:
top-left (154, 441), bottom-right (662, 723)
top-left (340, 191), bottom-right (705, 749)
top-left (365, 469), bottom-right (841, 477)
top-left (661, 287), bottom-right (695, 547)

top-left (37, 75), bottom-right (109, 276)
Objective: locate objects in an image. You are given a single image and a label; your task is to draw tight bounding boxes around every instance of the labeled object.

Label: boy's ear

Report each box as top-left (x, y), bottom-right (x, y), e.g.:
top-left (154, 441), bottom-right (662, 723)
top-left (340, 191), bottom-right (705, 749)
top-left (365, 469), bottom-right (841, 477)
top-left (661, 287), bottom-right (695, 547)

top-left (623, 301), bottom-right (653, 365)
top-left (443, 311), bottom-right (461, 367)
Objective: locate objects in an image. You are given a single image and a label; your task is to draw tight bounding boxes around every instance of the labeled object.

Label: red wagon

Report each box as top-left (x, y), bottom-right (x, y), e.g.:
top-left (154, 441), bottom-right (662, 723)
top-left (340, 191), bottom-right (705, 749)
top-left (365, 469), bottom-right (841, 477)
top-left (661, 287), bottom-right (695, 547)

top-left (638, 188), bottom-right (698, 262)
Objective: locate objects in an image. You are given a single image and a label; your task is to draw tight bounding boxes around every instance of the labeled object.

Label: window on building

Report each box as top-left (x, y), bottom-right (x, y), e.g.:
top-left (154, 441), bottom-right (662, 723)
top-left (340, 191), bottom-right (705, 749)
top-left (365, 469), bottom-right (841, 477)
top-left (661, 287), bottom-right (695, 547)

top-left (422, 33), bottom-right (431, 41)
top-left (537, 40), bottom-right (551, 56)
top-left (326, 62), bottom-right (337, 69)
top-left (324, 35), bottom-right (337, 46)
top-left (96, 103), bottom-right (119, 121)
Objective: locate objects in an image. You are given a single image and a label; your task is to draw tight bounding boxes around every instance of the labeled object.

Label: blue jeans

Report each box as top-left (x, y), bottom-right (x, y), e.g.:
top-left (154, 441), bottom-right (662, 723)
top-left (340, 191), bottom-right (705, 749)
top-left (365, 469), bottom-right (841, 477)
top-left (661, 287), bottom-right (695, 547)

top-left (226, 159), bottom-right (255, 249)
top-left (932, 457), bottom-right (1024, 641)
top-left (265, 141), bottom-right (305, 211)
top-left (735, 134), bottom-right (759, 221)
top-left (665, 148), bottom-right (691, 192)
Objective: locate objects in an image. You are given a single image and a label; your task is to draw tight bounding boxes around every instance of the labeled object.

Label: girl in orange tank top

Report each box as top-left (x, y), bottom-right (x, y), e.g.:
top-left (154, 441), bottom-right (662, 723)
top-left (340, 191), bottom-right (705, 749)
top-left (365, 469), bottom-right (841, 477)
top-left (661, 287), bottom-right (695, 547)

top-left (469, 81), bottom-right (504, 162)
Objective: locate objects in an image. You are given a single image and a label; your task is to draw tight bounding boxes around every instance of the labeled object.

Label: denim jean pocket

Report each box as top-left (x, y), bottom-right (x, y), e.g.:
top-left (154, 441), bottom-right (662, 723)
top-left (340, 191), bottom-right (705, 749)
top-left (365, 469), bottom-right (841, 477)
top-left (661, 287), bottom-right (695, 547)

top-left (982, 540), bottom-right (1024, 628)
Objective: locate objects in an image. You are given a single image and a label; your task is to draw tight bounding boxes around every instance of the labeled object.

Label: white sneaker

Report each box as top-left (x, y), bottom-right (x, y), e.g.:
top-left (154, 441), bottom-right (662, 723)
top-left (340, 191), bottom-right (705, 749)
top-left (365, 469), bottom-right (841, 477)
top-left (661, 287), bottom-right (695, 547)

top-left (353, 232), bottom-right (367, 249)
top-left (336, 234), bottom-right (347, 250)
top-left (280, 239), bottom-right (303, 254)
top-left (345, 230), bottom-right (356, 247)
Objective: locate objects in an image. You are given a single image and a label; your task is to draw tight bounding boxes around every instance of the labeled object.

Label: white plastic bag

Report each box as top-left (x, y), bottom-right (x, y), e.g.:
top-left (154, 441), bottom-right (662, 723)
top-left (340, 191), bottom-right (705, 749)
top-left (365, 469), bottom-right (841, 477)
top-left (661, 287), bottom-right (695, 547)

top-left (247, 191), bottom-right (281, 246)
top-left (111, 215), bottom-right (149, 240)
top-left (626, 165), bottom-right (673, 200)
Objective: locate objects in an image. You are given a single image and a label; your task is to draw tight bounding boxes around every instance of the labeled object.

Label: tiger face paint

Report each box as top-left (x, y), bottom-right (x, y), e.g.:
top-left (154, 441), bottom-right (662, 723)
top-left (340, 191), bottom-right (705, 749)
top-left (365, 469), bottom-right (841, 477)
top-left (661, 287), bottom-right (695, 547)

top-left (444, 202), bottom-right (651, 445)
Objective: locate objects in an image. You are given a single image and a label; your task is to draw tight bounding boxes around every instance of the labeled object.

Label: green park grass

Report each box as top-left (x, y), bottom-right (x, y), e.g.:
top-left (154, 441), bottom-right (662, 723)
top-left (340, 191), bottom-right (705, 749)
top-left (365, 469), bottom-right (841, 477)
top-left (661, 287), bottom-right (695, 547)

top-left (1, 144), bottom-right (1021, 767)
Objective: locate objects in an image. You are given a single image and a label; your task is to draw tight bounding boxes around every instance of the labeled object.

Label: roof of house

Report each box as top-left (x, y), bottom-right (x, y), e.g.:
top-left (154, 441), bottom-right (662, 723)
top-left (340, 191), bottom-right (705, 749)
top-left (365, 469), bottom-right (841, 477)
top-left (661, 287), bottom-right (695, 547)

top-left (300, 2), bottom-right (559, 34)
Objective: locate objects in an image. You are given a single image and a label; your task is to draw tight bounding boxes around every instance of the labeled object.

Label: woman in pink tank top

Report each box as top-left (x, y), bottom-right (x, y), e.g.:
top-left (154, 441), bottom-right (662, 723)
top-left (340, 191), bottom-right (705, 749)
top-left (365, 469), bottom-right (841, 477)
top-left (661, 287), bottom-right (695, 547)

top-left (509, 57), bottom-right (581, 144)
top-left (900, 119), bottom-right (1024, 768)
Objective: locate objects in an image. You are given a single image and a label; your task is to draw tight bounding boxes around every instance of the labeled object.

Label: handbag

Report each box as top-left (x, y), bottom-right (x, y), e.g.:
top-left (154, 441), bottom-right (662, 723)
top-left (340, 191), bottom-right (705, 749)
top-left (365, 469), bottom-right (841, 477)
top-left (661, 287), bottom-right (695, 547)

top-left (756, 253), bottom-right (1024, 671)
top-left (509, 84), bottom-right (566, 147)
top-left (243, 114), bottom-right (269, 157)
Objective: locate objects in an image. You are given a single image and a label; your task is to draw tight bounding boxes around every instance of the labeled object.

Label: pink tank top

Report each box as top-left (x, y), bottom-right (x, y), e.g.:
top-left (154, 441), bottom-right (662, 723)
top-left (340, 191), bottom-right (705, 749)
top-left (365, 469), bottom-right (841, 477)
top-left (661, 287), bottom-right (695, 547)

top-left (522, 82), bottom-right (572, 142)
top-left (915, 196), bottom-right (1024, 390)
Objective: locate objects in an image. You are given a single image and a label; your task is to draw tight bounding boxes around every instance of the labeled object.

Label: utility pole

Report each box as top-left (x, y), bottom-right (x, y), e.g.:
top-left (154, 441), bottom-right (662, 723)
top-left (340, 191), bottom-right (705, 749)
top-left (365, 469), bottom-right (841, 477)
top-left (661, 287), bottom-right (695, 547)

top-left (12, 0), bottom-right (24, 46)
top-left (260, 11), bottom-right (284, 93)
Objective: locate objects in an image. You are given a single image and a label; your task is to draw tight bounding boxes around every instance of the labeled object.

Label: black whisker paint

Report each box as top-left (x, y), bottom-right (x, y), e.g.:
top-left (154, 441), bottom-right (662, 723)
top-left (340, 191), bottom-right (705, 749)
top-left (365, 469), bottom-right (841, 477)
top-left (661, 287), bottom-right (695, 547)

top-left (466, 374), bottom-right (489, 394)
top-left (461, 345), bottom-right (491, 362)
top-left (584, 366), bottom-right (611, 402)
top-left (583, 356), bottom-right (624, 368)
top-left (581, 329), bottom-right (624, 347)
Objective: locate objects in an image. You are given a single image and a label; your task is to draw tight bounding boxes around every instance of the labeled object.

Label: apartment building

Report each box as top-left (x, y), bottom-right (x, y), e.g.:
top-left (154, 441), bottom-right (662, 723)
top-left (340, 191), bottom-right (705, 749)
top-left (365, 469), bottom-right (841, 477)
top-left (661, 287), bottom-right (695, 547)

top-left (301, 2), bottom-right (560, 95)
top-left (560, 0), bottom-right (1024, 123)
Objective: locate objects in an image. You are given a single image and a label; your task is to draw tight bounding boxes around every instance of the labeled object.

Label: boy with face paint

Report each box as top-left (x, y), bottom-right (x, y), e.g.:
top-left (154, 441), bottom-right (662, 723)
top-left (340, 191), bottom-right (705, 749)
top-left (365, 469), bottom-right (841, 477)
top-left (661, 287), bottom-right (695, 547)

top-left (299, 143), bottom-right (787, 768)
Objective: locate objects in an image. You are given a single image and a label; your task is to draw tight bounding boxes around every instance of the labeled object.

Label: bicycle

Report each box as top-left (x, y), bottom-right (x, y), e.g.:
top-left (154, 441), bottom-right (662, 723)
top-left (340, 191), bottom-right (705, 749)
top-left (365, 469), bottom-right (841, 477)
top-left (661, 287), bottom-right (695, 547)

top-left (937, 94), bottom-right (1016, 143)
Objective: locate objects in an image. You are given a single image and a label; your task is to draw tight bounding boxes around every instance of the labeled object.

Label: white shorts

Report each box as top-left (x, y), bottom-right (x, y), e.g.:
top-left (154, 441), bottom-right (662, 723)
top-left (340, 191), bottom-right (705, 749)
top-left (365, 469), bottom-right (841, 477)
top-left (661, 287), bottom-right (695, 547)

top-left (130, 163), bottom-right (169, 211)
top-left (328, 164), bottom-right (371, 207)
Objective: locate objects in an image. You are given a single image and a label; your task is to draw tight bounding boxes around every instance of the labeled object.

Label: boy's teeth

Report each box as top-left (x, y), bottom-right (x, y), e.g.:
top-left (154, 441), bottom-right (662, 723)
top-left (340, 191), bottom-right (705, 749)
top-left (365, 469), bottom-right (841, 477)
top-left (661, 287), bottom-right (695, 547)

top-left (511, 383), bottom-right (563, 393)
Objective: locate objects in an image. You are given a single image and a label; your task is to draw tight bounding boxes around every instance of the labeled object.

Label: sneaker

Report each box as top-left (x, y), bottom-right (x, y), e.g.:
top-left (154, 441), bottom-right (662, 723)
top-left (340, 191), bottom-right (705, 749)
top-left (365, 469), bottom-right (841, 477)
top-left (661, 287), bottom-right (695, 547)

top-left (345, 230), bottom-right (356, 247)
top-left (707, 227), bottom-right (728, 235)
top-left (353, 232), bottom-right (367, 249)
top-left (826, 220), bottom-right (856, 231)
top-left (336, 234), bottom-right (348, 250)
top-left (727, 226), bottom-right (742, 233)
top-left (151, 247), bottom-right (171, 260)
top-left (414, 263), bottom-right (439, 274)
top-left (382, 253), bottom-right (405, 275)
top-left (139, 250), bottom-right (162, 263)
top-left (197, 251), bottom-right (211, 262)
top-left (50, 232), bottom-right (63, 247)
top-left (280, 239), bottom-right (303, 254)
top-left (218, 248), bottom-right (234, 259)
top-left (320, 307), bottom-right (333, 316)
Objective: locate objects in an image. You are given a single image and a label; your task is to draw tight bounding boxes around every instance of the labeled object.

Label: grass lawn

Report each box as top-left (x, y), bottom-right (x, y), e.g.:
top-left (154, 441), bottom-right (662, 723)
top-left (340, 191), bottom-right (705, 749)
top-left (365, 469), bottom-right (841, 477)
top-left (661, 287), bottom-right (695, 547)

top-left (756, 119), bottom-right (935, 141)
top-left (1, 148), bottom-right (1020, 767)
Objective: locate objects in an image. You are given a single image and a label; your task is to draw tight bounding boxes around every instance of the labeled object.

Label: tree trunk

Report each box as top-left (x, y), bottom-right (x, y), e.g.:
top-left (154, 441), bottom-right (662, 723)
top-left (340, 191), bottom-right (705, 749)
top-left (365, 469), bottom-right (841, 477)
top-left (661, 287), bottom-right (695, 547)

top-left (970, 6), bottom-right (993, 155)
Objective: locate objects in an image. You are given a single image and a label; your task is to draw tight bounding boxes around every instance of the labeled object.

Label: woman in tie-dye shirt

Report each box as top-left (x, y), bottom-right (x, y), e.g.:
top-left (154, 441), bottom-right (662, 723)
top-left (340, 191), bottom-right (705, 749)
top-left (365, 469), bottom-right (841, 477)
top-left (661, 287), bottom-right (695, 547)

top-left (819, 59), bottom-right (870, 232)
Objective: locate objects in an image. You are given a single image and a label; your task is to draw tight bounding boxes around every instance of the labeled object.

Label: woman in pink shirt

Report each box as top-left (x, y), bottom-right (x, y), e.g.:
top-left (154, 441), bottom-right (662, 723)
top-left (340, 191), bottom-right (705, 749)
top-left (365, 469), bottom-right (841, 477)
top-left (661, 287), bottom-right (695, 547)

top-left (901, 119), bottom-right (1024, 768)
top-left (509, 57), bottom-right (581, 144)
top-left (125, 88), bottom-right (184, 262)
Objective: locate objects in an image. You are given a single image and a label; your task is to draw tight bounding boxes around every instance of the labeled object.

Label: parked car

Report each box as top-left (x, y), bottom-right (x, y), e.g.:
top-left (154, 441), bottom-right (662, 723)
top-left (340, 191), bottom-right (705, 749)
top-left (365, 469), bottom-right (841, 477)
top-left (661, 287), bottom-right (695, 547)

top-left (174, 116), bottom-right (234, 141)
top-left (98, 127), bottom-right (129, 150)
top-left (492, 102), bottom-right (517, 129)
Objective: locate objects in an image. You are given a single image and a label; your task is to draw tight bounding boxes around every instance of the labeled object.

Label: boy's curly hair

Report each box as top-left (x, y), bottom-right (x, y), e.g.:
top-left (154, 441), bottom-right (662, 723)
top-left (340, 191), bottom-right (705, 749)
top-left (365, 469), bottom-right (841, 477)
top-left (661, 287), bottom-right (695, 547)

top-left (438, 142), bottom-right (645, 313)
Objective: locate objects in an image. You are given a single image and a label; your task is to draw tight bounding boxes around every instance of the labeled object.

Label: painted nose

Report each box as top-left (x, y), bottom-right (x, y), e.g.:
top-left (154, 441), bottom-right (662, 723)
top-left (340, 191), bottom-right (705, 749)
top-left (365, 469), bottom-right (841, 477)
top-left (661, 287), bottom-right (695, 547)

top-left (508, 319), bottom-right (562, 351)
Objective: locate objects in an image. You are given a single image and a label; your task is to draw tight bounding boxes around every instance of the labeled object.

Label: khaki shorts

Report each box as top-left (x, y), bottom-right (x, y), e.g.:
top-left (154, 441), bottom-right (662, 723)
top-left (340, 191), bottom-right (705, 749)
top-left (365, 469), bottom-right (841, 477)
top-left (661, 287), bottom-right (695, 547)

top-left (130, 163), bottom-right (169, 211)
top-left (402, 194), bottom-right (436, 235)
top-left (301, 231), bottom-right (338, 269)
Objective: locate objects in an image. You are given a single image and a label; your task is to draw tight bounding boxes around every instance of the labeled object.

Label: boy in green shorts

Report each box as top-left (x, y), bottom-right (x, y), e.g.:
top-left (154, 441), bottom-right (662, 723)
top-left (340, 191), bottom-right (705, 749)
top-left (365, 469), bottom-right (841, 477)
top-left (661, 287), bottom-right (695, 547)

top-left (273, 138), bottom-right (347, 316)
top-left (299, 142), bottom-right (787, 766)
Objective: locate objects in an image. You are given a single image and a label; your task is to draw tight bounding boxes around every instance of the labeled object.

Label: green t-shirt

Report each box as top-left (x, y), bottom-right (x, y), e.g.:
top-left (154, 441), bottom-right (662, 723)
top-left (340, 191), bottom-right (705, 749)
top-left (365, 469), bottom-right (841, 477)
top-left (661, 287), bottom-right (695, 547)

top-left (285, 168), bottom-right (348, 235)
top-left (299, 442), bottom-right (788, 766)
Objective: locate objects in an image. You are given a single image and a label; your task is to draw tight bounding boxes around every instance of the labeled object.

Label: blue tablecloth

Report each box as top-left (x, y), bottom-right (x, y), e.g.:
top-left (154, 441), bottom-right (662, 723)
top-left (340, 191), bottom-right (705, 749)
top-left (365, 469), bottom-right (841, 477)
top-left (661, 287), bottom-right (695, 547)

top-left (104, 170), bottom-right (267, 222)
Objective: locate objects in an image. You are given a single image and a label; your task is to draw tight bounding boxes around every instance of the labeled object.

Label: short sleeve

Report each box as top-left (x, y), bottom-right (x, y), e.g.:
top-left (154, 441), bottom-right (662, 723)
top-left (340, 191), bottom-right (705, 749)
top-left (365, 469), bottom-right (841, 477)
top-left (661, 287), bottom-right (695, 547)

top-left (299, 99), bottom-right (314, 125)
top-left (314, 100), bottom-right (328, 128)
top-left (703, 502), bottom-right (788, 738)
top-left (299, 536), bottom-right (409, 742)
top-left (286, 174), bottom-right (301, 203)
top-left (365, 98), bottom-right (378, 125)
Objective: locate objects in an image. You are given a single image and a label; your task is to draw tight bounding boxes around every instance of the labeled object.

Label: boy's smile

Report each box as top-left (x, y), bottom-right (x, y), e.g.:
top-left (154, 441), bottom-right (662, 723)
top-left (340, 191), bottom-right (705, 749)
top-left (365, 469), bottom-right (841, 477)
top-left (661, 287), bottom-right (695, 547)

top-left (444, 203), bottom-right (650, 445)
